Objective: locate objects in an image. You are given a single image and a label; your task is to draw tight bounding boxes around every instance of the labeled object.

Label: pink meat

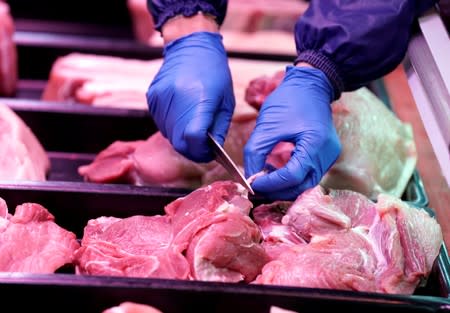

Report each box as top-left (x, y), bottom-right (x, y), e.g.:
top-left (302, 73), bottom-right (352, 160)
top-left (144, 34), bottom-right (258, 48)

top-left (281, 186), bottom-right (352, 240)
top-left (0, 2), bottom-right (17, 96)
top-left (103, 302), bottom-right (163, 313)
top-left (0, 200), bottom-right (80, 273)
top-left (74, 215), bottom-right (190, 279)
top-left (254, 230), bottom-right (378, 292)
top-left (252, 201), bottom-right (306, 260)
top-left (254, 185), bottom-right (443, 295)
top-left (186, 212), bottom-right (269, 283)
top-left (166, 181), bottom-right (253, 250)
top-left (78, 133), bottom-right (207, 188)
top-left (167, 181), bottom-right (269, 282)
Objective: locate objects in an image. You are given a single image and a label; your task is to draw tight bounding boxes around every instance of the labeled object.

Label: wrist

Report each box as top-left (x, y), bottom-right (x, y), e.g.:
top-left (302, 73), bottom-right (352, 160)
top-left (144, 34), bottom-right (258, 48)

top-left (162, 12), bottom-right (219, 44)
top-left (295, 62), bottom-right (315, 69)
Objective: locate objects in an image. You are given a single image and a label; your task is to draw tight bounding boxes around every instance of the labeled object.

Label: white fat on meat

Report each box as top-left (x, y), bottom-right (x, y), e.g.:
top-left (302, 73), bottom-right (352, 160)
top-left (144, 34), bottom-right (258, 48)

top-left (0, 103), bottom-right (50, 181)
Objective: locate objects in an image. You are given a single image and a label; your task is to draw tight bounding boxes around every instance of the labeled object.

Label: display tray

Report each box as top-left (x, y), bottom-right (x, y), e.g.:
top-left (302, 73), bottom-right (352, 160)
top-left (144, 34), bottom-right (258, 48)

top-left (0, 184), bottom-right (447, 313)
top-left (0, 98), bottom-right (429, 209)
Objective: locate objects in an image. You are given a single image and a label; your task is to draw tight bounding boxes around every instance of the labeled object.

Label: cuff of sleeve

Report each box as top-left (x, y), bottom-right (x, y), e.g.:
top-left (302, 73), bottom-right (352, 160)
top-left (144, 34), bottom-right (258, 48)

top-left (154, 1), bottom-right (220, 32)
top-left (295, 51), bottom-right (344, 100)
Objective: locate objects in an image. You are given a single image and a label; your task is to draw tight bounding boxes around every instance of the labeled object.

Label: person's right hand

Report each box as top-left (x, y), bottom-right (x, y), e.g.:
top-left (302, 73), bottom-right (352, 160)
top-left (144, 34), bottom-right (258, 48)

top-left (146, 31), bottom-right (235, 163)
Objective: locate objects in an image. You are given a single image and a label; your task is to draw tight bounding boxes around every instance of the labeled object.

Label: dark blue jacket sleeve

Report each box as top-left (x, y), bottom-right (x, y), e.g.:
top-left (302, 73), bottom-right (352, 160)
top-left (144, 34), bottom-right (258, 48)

top-left (147, 0), bottom-right (228, 31)
top-left (295, 0), bottom-right (438, 100)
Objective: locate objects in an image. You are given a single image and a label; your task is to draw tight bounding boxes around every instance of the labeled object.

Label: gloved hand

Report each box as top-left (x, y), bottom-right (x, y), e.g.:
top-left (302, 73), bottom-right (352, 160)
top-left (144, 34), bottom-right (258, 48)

top-left (244, 66), bottom-right (342, 200)
top-left (146, 32), bottom-right (235, 163)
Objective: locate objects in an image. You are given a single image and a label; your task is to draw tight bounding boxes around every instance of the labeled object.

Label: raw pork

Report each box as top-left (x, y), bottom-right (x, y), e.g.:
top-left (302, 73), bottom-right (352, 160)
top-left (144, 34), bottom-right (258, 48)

top-left (245, 72), bottom-right (417, 199)
top-left (75, 181), bottom-right (269, 283)
top-left (0, 198), bottom-right (80, 273)
top-left (0, 2), bottom-right (17, 96)
top-left (165, 181), bottom-right (268, 282)
top-left (254, 185), bottom-right (443, 294)
top-left (103, 302), bottom-right (163, 313)
top-left (42, 53), bottom-right (285, 115)
top-left (74, 215), bottom-right (190, 279)
top-left (0, 103), bottom-right (50, 181)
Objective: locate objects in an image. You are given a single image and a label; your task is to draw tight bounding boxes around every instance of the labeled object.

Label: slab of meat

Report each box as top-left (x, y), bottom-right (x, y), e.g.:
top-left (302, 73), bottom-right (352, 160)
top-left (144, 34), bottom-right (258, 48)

top-left (75, 181), bottom-right (269, 283)
top-left (128, 0), bottom-right (305, 55)
top-left (0, 198), bottom-right (80, 273)
top-left (77, 133), bottom-right (209, 188)
top-left (0, 2), bottom-right (17, 96)
top-left (78, 117), bottom-right (256, 189)
top-left (74, 215), bottom-right (190, 279)
top-left (41, 53), bottom-right (285, 117)
top-left (245, 72), bottom-right (417, 199)
top-left (253, 185), bottom-right (443, 294)
top-left (0, 103), bottom-right (50, 181)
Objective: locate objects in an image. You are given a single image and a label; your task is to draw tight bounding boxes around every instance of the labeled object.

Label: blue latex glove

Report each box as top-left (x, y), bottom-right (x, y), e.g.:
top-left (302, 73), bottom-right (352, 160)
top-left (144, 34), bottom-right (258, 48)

top-left (146, 32), bottom-right (235, 163)
top-left (244, 66), bottom-right (342, 200)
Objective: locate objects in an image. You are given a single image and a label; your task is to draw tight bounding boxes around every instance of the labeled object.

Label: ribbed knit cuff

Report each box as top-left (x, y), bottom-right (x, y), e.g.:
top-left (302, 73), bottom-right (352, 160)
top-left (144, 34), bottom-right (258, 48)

top-left (154, 2), bottom-right (220, 32)
top-left (295, 50), bottom-right (344, 100)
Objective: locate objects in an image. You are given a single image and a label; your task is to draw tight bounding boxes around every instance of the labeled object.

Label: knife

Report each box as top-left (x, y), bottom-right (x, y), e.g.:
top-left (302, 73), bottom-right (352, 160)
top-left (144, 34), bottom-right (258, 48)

top-left (208, 132), bottom-right (255, 195)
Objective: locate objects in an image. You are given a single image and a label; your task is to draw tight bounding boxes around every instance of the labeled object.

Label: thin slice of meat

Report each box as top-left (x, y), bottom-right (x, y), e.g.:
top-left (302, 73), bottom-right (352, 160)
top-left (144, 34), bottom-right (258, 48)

top-left (0, 2), bottom-right (17, 96)
top-left (0, 103), bottom-right (50, 181)
top-left (74, 215), bottom-right (190, 279)
top-left (0, 200), bottom-right (80, 273)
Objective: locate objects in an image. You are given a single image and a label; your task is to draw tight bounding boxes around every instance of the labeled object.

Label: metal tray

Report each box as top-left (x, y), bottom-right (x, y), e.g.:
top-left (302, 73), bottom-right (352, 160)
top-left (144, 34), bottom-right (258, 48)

top-left (0, 183), bottom-right (447, 313)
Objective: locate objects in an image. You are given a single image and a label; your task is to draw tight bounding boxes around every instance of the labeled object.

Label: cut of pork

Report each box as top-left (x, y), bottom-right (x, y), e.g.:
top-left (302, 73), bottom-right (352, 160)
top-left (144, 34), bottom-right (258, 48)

top-left (0, 2), bottom-right (17, 96)
top-left (253, 185), bottom-right (443, 295)
top-left (0, 199), bottom-right (80, 273)
top-left (75, 181), bottom-right (269, 283)
top-left (0, 103), bottom-right (50, 181)
top-left (164, 181), bottom-right (268, 282)
top-left (74, 215), bottom-right (190, 279)
top-left (103, 302), bottom-right (163, 313)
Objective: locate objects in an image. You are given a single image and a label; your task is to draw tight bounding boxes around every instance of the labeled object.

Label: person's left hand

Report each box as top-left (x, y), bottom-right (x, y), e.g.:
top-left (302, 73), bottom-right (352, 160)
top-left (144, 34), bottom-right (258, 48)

top-left (244, 65), bottom-right (342, 200)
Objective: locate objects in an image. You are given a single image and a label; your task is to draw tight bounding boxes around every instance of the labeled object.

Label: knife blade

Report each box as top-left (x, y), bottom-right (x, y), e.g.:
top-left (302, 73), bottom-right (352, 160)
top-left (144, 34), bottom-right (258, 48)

top-left (208, 132), bottom-right (255, 195)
